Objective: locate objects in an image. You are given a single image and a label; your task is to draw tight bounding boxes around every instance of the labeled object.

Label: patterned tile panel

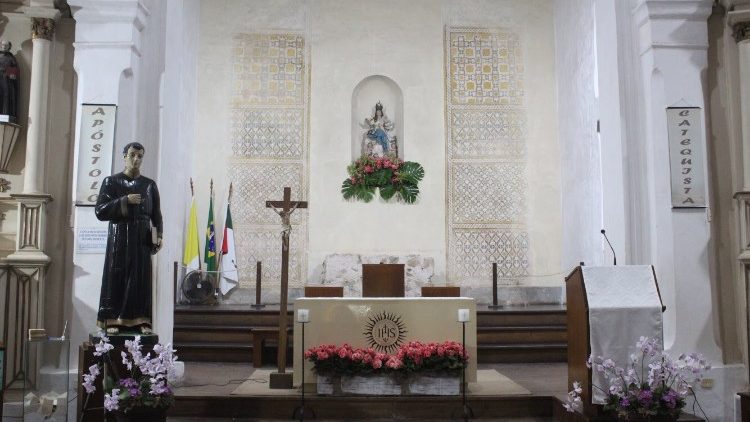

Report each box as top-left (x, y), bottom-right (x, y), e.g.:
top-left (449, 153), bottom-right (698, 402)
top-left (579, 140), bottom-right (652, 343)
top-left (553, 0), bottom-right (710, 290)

top-left (450, 161), bottom-right (526, 225)
top-left (446, 27), bottom-right (529, 286)
top-left (449, 108), bottom-right (526, 159)
top-left (449, 228), bottom-right (529, 283)
top-left (234, 225), bottom-right (304, 288)
top-left (228, 162), bottom-right (304, 225)
top-left (231, 33), bottom-right (305, 106)
top-left (448, 30), bottom-right (524, 105)
top-left (230, 108), bottom-right (304, 159)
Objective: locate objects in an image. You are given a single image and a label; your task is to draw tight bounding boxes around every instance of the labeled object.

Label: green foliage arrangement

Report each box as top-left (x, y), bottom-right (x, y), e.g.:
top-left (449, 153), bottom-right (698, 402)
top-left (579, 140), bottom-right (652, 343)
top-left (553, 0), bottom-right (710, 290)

top-left (341, 154), bottom-right (424, 204)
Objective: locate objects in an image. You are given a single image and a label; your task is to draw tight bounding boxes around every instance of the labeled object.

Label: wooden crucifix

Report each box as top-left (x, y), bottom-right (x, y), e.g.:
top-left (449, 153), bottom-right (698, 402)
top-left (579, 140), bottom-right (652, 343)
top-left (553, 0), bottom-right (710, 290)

top-left (265, 186), bottom-right (307, 389)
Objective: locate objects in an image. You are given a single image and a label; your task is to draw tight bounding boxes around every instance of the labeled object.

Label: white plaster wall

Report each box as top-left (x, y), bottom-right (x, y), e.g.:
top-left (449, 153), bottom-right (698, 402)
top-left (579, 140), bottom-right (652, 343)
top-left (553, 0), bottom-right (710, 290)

top-left (155, 0), bottom-right (201, 343)
top-left (307, 0), bottom-right (447, 283)
top-left (554, 0), bottom-right (606, 271)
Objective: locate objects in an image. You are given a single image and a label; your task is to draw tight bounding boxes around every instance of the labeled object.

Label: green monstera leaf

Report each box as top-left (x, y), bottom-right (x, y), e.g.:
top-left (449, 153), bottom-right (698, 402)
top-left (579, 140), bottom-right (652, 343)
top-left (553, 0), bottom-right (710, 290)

top-left (398, 162), bottom-right (425, 185)
top-left (379, 184), bottom-right (397, 200)
top-left (341, 179), bottom-right (375, 202)
top-left (398, 182), bottom-right (420, 204)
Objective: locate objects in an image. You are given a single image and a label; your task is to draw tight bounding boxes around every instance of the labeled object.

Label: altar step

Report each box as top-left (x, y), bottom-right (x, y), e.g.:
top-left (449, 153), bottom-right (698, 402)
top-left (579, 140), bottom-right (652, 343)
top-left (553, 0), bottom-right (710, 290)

top-left (174, 304), bottom-right (567, 364)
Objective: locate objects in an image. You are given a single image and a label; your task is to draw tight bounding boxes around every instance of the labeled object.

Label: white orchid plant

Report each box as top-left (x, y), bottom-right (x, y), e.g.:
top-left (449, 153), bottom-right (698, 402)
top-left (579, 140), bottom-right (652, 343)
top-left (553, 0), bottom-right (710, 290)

top-left (564, 337), bottom-right (710, 420)
top-left (82, 333), bottom-right (177, 413)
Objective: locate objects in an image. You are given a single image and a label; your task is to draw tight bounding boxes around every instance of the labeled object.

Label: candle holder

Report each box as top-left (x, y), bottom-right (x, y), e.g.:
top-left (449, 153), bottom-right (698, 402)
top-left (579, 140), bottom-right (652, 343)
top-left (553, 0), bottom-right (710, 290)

top-left (251, 261), bottom-right (266, 309)
top-left (292, 309), bottom-right (314, 421)
top-left (457, 308), bottom-right (474, 421)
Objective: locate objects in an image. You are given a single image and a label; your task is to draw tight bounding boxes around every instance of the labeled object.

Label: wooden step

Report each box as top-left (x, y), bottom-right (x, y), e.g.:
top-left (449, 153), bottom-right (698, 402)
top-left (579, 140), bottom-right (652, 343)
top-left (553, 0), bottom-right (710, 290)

top-left (173, 324), bottom-right (254, 343)
top-left (176, 342), bottom-right (253, 363)
top-left (477, 325), bottom-right (567, 344)
top-left (477, 308), bottom-right (566, 327)
top-left (174, 308), bottom-right (293, 326)
top-left (478, 343), bottom-right (567, 363)
top-left (171, 395), bottom-right (556, 419)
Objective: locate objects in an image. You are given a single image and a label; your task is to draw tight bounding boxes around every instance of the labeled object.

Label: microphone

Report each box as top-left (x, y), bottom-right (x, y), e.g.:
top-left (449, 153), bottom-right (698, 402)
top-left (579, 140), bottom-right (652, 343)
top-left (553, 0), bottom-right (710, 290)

top-left (600, 229), bottom-right (617, 265)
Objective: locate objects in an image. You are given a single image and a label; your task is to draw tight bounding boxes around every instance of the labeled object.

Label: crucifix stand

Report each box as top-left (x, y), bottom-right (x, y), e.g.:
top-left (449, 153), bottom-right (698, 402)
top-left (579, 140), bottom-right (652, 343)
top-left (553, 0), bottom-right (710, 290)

top-left (266, 186), bottom-right (307, 389)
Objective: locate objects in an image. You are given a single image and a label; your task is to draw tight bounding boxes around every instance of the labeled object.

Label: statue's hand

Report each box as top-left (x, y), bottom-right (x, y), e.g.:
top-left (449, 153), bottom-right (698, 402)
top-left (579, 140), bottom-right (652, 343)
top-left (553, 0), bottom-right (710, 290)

top-left (153, 237), bottom-right (163, 254)
top-left (127, 194), bottom-right (142, 204)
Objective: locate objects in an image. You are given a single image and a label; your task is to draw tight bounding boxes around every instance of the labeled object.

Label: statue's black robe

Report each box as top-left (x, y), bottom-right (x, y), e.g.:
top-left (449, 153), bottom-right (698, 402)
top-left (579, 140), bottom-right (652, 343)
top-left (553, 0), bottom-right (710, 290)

top-left (95, 172), bottom-right (163, 329)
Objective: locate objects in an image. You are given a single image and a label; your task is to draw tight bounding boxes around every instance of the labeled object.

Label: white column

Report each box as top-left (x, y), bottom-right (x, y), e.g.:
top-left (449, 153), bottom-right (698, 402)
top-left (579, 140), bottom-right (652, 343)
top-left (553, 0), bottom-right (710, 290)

top-left (22, 14), bottom-right (56, 195)
top-left (634, 0), bottom-right (722, 362)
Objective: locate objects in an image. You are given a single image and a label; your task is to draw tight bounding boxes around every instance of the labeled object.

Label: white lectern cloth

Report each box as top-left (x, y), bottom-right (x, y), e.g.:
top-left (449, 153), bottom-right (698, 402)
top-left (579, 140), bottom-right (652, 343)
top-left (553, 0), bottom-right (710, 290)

top-left (582, 266), bottom-right (663, 404)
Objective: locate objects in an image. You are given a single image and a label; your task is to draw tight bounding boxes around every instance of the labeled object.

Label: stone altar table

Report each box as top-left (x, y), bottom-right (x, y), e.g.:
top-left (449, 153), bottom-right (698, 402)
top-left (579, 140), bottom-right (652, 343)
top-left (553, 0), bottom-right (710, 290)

top-left (292, 297), bottom-right (477, 386)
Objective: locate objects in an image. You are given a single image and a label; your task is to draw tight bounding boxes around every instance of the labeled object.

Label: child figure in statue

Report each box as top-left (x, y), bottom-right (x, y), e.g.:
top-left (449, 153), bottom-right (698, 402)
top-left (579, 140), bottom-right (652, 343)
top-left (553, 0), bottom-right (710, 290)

top-left (95, 142), bottom-right (163, 335)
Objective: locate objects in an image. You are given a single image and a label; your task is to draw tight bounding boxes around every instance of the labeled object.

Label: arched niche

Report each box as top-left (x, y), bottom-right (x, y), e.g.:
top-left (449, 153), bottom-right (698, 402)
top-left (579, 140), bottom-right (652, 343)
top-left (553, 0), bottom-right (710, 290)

top-left (351, 75), bottom-right (404, 161)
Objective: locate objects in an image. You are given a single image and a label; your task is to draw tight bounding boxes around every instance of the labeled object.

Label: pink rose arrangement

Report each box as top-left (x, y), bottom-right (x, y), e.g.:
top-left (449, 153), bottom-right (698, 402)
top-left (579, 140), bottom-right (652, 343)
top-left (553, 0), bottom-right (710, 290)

top-left (305, 341), bottom-right (468, 377)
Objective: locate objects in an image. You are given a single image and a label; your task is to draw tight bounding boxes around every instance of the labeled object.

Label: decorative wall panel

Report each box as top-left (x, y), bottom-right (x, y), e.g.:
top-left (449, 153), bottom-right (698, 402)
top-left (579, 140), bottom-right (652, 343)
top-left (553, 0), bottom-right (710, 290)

top-left (446, 27), bottom-right (529, 286)
top-left (230, 31), bottom-right (308, 289)
top-left (449, 161), bottom-right (526, 225)
top-left (228, 162), bottom-right (304, 225)
top-left (449, 108), bottom-right (526, 159)
top-left (231, 108), bottom-right (304, 159)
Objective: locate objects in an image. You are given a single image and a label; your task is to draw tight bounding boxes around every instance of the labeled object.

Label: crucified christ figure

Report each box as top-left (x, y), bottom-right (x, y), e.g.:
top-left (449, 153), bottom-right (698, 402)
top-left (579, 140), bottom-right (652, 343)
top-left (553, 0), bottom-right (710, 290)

top-left (265, 187), bottom-right (308, 389)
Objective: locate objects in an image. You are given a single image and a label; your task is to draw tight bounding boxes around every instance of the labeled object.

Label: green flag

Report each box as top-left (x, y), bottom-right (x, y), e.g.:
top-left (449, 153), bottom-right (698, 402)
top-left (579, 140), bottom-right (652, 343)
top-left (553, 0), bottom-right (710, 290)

top-left (204, 194), bottom-right (217, 272)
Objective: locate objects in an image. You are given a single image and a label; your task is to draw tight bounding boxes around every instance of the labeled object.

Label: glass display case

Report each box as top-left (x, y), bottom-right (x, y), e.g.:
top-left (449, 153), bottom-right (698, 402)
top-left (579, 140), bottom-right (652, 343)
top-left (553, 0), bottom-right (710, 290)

top-left (23, 337), bottom-right (69, 421)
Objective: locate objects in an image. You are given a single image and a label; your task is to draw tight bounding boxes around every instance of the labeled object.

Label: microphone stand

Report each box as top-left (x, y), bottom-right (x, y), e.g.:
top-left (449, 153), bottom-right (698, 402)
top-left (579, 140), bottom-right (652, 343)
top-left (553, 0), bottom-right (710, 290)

top-left (600, 229), bottom-right (617, 265)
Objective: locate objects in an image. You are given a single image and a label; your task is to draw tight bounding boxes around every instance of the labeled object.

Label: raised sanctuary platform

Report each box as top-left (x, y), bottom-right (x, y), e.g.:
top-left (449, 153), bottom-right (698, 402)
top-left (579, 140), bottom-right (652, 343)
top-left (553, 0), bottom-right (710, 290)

top-left (167, 362), bottom-right (704, 421)
top-left (173, 304), bottom-right (568, 364)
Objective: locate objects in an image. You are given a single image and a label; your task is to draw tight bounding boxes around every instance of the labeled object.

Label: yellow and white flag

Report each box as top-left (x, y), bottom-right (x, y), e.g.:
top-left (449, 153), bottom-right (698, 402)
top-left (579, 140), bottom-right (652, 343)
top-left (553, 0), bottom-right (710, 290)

top-left (182, 196), bottom-right (200, 271)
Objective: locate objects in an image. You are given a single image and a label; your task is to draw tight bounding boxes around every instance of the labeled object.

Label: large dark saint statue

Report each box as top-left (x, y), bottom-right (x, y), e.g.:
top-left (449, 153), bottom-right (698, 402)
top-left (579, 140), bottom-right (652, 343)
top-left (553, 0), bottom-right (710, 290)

top-left (95, 142), bottom-right (163, 334)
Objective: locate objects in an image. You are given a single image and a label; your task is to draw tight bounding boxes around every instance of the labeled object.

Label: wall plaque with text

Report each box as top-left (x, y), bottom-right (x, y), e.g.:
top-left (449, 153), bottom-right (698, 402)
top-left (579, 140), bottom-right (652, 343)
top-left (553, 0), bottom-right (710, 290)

top-left (75, 104), bottom-right (116, 206)
top-left (666, 107), bottom-right (706, 208)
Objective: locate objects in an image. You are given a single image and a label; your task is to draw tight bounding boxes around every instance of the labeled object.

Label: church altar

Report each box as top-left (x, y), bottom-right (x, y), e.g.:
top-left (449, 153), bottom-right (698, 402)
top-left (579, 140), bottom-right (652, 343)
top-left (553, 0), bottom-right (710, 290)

top-left (292, 297), bottom-right (477, 386)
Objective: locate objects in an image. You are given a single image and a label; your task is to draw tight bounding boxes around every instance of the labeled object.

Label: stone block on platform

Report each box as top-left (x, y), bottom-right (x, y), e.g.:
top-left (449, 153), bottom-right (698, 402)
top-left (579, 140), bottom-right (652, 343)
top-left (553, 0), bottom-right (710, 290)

top-left (406, 374), bottom-right (460, 395)
top-left (340, 374), bottom-right (402, 396)
top-left (322, 254), bottom-right (434, 297)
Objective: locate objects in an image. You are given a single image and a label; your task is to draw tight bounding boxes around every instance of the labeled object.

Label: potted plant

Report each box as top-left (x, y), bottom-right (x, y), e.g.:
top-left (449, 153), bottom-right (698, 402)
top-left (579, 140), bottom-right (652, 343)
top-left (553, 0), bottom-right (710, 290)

top-left (341, 154), bottom-right (425, 203)
top-left (563, 337), bottom-right (710, 421)
top-left (398, 341), bottom-right (468, 395)
top-left (82, 333), bottom-right (177, 422)
top-left (305, 343), bottom-right (403, 395)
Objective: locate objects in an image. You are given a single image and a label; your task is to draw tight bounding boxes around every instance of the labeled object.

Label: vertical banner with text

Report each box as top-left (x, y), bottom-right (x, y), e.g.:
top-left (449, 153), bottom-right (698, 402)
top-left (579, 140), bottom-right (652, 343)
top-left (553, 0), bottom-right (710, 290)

top-left (76, 104), bottom-right (116, 206)
top-left (666, 107), bottom-right (706, 208)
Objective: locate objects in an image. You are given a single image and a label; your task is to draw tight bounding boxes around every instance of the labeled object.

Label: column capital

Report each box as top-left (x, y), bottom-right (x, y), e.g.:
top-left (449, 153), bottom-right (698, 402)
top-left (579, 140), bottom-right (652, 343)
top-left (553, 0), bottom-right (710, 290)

top-left (30, 17), bottom-right (56, 40)
top-left (728, 6), bottom-right (750, 42)
top-left (634, 0), bottom-right (713, 55)
top-left (23, 6), bottom-right (61, 40)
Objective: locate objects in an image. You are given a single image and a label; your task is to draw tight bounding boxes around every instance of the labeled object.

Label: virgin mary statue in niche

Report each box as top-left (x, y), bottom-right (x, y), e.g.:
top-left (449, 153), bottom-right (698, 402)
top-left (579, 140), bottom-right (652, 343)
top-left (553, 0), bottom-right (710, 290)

top-left (362, 101), bottom-right (398, 158)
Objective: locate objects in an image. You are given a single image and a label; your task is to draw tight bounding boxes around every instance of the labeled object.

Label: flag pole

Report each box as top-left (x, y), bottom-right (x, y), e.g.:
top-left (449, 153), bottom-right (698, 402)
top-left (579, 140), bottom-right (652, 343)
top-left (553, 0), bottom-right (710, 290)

top-left (194, 178), bottom-right (202, 271)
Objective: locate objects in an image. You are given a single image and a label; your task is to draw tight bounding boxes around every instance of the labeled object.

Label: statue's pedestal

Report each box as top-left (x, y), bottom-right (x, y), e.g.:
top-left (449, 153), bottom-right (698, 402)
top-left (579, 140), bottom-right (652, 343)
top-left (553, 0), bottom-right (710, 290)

top-left (77, 332), bottom-right (160, 422)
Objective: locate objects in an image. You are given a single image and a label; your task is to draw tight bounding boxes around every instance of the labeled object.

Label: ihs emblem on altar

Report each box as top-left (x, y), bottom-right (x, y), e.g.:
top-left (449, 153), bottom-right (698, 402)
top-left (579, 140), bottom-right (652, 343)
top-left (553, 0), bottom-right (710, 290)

top-left (363, 311), bottom-right (407, 353)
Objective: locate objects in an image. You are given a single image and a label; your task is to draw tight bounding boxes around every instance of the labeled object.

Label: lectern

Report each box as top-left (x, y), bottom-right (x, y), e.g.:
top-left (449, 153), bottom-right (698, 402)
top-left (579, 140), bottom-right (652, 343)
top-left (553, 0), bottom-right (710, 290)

top-left (362, 264), bottom-right (405, 297)
top-left (565, 265), bottom-right (664, 415)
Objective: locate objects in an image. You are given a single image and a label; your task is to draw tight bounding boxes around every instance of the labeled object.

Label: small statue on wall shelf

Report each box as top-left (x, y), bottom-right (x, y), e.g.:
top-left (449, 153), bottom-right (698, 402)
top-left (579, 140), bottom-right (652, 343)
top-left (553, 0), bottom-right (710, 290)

top-left (0, 40), bottom-right (19, 121)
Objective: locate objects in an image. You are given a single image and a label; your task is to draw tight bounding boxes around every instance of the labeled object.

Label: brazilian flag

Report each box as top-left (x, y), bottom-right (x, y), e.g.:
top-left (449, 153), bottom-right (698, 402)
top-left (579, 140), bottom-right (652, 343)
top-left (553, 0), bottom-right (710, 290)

top-left (204, 195), bottom-right (217, 272)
